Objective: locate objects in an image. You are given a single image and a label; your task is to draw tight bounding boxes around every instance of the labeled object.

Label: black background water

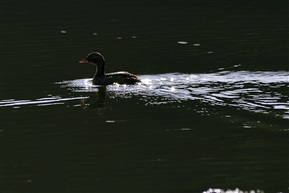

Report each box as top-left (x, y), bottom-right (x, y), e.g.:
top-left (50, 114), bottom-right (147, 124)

top-left (1, 0), bottom-right (288, 192)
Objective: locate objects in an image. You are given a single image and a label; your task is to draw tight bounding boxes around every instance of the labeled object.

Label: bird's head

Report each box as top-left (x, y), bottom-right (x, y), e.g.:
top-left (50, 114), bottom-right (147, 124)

top-left (79, 52), bottom-right (105, 66)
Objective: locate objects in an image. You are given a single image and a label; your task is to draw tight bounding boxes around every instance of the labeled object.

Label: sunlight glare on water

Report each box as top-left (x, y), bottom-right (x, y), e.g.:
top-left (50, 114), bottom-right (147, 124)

top-left (202, 188), bottom-right (265, 193)
top-left (2, 0), bottom-right (288, 192)
top-left (1, 71), bottom-right (288, 120)
top-left (0, 96), bottom-right (88, 107)
top-left (57, 71), bottom-right (289, 119)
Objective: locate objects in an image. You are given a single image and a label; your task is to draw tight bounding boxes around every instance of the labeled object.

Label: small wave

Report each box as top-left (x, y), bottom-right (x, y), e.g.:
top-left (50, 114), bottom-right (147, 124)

top-left (202, 188), bottom-right (265, 193)
top-left (0, 96), bottom-right (88, 107)
top-left (2, 71), bottom-right (289, 119)
top-left (57, 71), bottom-right (289, 119)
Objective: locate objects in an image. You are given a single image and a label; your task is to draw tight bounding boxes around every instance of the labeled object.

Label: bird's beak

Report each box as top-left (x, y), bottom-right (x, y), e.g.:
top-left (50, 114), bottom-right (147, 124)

top-left (79, 59), bottom-right (88, 64)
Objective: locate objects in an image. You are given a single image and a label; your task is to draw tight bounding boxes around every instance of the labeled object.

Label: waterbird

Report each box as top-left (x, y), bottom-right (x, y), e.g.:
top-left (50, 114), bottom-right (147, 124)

top-left (79, 52), bottom-right (141, 85)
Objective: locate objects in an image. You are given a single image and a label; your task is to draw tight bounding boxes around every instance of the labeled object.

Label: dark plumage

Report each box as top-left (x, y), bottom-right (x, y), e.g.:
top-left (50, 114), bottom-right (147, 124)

top-left (79, 52), bottom-right (141, 85)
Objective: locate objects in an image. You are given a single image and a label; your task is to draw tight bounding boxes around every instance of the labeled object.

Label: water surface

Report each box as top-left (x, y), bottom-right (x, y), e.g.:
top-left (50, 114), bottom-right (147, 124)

top-left (1, 0), bottom-right (288, 193)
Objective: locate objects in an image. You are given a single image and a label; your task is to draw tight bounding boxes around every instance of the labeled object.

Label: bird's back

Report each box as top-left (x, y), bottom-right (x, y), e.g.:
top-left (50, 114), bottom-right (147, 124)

top-left (92, 71), bottom-right (141, 85)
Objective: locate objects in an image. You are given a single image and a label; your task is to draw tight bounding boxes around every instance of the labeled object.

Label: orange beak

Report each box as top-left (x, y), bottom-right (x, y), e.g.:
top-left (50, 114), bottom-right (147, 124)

top-left (79, 59), bottom-right (88, 64)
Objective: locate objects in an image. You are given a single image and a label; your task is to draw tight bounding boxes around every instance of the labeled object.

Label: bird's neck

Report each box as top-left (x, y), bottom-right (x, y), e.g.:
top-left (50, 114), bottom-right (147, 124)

top-left (93, 63), bottom-right (105, 79)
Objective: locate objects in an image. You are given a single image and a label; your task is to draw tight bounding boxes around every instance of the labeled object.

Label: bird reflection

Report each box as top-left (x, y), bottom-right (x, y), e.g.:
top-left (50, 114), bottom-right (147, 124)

top-left (80, 86), bottom-right (106, 111)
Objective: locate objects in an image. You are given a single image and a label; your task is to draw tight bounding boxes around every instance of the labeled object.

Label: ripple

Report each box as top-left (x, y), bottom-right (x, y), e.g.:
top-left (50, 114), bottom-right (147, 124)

top-left (56, 71), bottom-right (289, 119)
top-left (202, 188), bottom-right (264, 193)
top-left (0, 96), bottom-right (88, 107)
top-left (2, 71), bottom-right (289, 119)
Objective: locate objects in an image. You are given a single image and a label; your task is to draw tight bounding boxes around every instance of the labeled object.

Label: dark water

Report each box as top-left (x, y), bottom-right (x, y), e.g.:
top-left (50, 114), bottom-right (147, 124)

top-left (1, 0), bottom-right (288, 193)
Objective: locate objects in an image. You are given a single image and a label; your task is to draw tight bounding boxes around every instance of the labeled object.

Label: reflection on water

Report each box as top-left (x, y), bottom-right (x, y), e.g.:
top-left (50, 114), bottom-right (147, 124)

top-left (61, 71), bottom-right (289, 120)
top-left (2, 71), bottom-right (288, 120)
top-left (203, 188), bottom-right (264, 193)
top-left (0, 96), bottom-right (88, 107)
top-left (2, 71), bottom-right (288, 192)
top-left (2, 0), bottom-right (288, 192)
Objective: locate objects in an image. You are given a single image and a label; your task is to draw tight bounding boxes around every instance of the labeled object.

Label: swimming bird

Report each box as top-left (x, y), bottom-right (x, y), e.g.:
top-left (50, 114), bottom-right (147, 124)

top-left (79, 52), bottom-right (141, 85)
